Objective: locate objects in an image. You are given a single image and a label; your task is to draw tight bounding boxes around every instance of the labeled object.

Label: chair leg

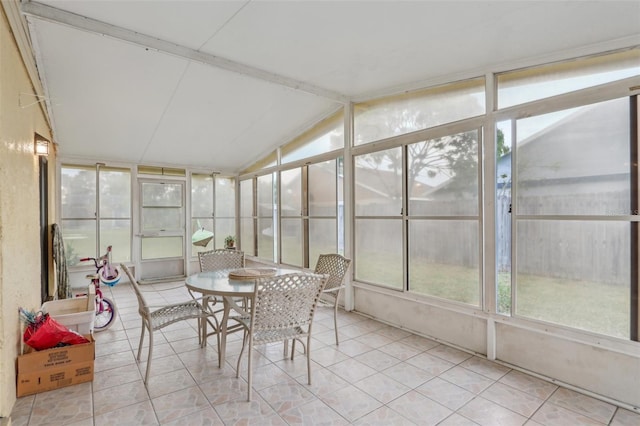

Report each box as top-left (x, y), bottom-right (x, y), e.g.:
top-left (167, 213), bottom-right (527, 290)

top-left (306, 335), bottom-right (312, 385)
top-left (137, 319), bottom-right (145, 361)
top-left (200, 315), bottom-right (207, 348)
top-left (247, 333), bottom-right (253, 401)
top-left (236, 331), bottom-right (248, 378)
top-left (144, 329), bottom-right (154, 385)
top-left (333, 299), bottom-right (340, 345)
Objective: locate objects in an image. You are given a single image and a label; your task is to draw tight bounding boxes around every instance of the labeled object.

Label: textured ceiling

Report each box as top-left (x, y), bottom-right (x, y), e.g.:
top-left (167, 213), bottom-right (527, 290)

top-left (22, 0), bottom-right (640, 173)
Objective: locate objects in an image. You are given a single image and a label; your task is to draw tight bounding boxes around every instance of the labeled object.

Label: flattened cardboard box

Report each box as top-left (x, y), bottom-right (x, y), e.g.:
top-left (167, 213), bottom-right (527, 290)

top-left (16, 335), bottom-right (95, 397)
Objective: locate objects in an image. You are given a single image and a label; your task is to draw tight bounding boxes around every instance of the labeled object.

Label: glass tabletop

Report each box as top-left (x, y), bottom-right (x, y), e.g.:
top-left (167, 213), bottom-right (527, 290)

top-left (185, 268), bottom-right (298, 296)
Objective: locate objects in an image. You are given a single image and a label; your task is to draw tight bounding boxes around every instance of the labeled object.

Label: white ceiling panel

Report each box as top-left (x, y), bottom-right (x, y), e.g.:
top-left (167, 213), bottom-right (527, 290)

top-left (144, 61), bottom-right (340, 171)
top-left (203, 1), bottom-right (640, 96)
top-left (21, 0), bottom-right (640, 172)
top-left (32, 19), bottom-right (190, 163)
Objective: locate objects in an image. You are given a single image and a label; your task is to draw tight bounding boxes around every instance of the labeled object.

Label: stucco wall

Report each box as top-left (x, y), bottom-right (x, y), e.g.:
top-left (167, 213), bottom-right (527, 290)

top-left (0, 6), bottom-right (54, 417)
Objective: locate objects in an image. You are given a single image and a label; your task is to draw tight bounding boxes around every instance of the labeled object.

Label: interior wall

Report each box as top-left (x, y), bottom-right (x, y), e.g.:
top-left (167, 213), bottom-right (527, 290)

top-left (353, 285), bottom-right (640, 409)
top-left (0, 4), bottom-right (54, 417)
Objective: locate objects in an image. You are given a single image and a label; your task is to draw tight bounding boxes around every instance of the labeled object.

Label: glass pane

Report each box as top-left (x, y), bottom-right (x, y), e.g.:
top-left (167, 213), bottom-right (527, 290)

top-left (215, 218), bottom-right (235, 249)
top-left (409, 220), bottom-right (479, 306)
top-left (355, 218), bottom-right (403, 289)
top-left (215, 176), bottom-right (235, 217)
top-left (191, 218), bottom-right (214, 254)
top-left (257, 218), bottom-right (274, 261)
top-left (99, 169), bottom-right (130, 218)
top-left (354, 147), bottom-right (402, 216)
top-left (282, 112), bottom-right (344, 163)
top-left (240, 218), bottom-right (254, 255)
top-left (61, 219), bottom-right (96, 266)
top-left (141, 182), bottom-right (182, 207)
top-left (309, 161), bottom-right (336, 217)
top-left (281, 168), bottom-right (302, 217)
top-left (281, 218), bottom-right (302, 266)
top-left (240, 179), bottom-right (253, 217)
top-left (498, 48), bottom-right (640, 108)
top-left (408, 130), bottom-right (479, 216)
top-left (61, 166), bottom-right (96, 219)
top-left (142, 207), bottom-right (181, 231)
top-left (516, 220), bottom-right (630, 339)
top-left (100, 220), bottom-right (131, 263)
top-left (192, 174), bottom-right (214, 217)
top-left (516, 98), bottom-right (630, 216)
top-left (354, 77), bottom-right (485, 145)
top-left (141, 236), bottom-right (183, 259)
top-left (309, 219), bottom-right (337, 270)
top-left (257, 174), bottom-right (273, 217)
top-left (496, 120), bottom-right (513, 315)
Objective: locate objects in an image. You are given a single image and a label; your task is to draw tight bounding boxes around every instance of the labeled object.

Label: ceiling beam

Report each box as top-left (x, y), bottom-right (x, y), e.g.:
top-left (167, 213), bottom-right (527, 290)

top-left (20, 1), bottom-right (350, 104)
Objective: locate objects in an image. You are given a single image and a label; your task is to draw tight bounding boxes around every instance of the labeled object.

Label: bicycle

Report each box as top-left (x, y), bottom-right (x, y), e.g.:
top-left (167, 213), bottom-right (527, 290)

top-left (79, 245), bottom-right (121, 332)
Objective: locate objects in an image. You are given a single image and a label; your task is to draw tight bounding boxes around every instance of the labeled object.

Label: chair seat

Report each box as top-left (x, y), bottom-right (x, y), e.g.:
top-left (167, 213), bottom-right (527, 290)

top-left (253, 327), bottom-right (308, 344)
top-left (148, 301), bottom-right (204, 330)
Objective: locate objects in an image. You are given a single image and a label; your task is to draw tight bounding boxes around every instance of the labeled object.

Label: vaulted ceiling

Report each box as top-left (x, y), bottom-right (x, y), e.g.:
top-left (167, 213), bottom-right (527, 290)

top-left (21, 0), bottom-right (640, 173)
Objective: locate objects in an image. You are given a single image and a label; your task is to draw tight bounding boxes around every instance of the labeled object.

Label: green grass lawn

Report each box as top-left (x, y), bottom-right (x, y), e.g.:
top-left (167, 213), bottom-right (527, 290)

top-left (356, 251), bottom-right (629, 339)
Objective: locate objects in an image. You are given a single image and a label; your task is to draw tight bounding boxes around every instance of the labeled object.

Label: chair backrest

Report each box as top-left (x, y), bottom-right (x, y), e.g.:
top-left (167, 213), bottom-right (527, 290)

top-left (198, 249), bottom-right (245, 272)
top-left (314, 254), bottom-right (351, 292)
top-left (120, 264), bottom-right (150, 317)
top-left (252, 273), bottom-right (328, 332)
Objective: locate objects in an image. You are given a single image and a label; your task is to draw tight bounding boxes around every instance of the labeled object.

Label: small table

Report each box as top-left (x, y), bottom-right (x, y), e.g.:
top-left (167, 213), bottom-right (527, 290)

top-left (185, 267), bottom-right (296, 367)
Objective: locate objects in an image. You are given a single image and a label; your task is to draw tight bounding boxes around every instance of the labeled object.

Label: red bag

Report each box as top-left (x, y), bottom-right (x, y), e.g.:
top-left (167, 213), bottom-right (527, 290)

top-left (23, 314), bottom-right (89, 350)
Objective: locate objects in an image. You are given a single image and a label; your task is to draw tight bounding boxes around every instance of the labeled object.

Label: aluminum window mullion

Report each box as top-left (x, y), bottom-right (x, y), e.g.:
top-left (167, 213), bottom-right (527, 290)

top-left (631, 95), bottom-right (639, 342)
top-left (510, 119), bottom-right (518, 318)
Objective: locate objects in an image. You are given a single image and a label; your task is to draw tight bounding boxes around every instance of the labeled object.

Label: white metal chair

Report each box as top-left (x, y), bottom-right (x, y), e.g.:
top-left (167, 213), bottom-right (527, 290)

top-left (120, 264), bottom-right (211, 385)
top-left (194, 249), bottom-right (246, 362)
top-left (314, 253), bottom-right (351, 345)
top-left (235, 272), bottom-right (328, 401)
top-left (198, 248), bottom-right (245, 271)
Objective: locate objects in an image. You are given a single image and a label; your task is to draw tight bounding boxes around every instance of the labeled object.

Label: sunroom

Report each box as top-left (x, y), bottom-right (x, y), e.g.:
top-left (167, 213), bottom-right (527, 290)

top-left (1, 1), bottom-right (639, 424)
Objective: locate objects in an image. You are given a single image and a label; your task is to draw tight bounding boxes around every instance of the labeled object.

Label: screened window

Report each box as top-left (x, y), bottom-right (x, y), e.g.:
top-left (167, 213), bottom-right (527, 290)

top-left (407, 130), bottom-right (481, 306)
top-left (61, 165), bottom-right (131, 265)
top-left (280, 168), bottom-right (303, 266)
top-left (257, 174), bottom-right (275, 262)
top-left (191, 174), bottom-right (236, 255)
top-left (240, 179), bottom-right (255, 256)
top-left (354, 147), bottom-right (403, 289)
top-left (510, 97), bottom-right (634, 339)
top-left (309, 160), bottom-right (341, 270)
top-left (497, 48), bottom-right (640, 109)
top-left (354, 78), bottom-right (485, 146)
top-left (281, 112), bottom-right (344, 164)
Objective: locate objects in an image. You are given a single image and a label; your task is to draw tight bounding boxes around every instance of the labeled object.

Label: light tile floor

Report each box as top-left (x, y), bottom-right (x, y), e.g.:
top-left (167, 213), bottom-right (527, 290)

top-left (10, 281), bottom-right (640, 426)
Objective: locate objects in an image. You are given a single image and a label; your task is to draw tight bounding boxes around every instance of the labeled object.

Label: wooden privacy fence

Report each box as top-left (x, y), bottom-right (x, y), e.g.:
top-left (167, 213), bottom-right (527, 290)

top-left (358, 191), bottom-right (630, 286)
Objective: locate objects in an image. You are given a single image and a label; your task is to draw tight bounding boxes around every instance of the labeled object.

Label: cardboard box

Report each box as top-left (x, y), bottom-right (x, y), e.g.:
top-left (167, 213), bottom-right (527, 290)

top-left (16, 335), bottom-right (95, 397)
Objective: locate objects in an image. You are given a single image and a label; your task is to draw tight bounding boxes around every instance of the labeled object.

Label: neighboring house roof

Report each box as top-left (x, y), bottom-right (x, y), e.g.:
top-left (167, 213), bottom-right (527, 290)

top-left (499, 98), bottom-right (629, 185)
